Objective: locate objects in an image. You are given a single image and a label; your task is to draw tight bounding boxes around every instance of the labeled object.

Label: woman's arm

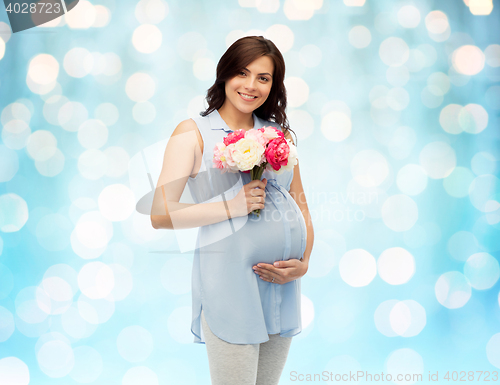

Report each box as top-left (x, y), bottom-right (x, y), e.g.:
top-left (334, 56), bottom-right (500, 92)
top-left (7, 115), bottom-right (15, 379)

top-left (288, 158), bottom-right (314, 268)
top-left (285, 131), bottom-right (314, 269)
top-left (150, 119), bottom-right (234, 230)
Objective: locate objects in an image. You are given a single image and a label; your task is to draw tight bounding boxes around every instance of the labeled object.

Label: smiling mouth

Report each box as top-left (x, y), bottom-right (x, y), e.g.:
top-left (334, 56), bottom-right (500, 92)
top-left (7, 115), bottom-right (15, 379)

top-left (238, 92), bottom-right (257, 100)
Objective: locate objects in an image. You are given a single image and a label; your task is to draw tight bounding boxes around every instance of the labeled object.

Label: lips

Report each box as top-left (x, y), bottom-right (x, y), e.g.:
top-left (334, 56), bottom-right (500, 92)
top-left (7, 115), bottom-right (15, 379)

top-left (238, 92), bottom-right (257, 101)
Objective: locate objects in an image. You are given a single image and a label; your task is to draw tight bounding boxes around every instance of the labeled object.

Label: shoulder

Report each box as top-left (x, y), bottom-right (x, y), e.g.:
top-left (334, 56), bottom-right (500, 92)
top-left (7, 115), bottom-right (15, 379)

top-left (173, 118), bottom-right (198, 134)
top-left (171, 118), bottom-right (204, 142)
top-left (169, 119), bottom-right (202, 153)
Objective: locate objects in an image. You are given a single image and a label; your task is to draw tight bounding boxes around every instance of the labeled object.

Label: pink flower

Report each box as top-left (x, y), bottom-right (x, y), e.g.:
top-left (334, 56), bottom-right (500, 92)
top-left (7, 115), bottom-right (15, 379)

top-left (265, 137), bottom-right (290, 171)
top-left (223, 143), bottom-right (238, 171)
top-left (245, 129), bottom-right (268, 148)
top-left (267, 139), bottom-right (297, 175)
top-left (260, 126), bottom-right (284, 140)
top-left (223, 129), bottom-right (246, 146)
top-left (213, 143), bottom-right (227, 169)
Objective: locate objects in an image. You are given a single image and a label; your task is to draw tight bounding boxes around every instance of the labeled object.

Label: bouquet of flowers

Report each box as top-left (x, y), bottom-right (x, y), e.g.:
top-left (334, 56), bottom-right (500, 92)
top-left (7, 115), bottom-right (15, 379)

top-left (212, 126), bottom-right (298, 217)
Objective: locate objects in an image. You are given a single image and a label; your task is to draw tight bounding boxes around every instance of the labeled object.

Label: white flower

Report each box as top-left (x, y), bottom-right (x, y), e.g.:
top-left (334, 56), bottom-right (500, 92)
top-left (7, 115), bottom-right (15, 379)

top-left (229, 138), bottom-right (265, 171)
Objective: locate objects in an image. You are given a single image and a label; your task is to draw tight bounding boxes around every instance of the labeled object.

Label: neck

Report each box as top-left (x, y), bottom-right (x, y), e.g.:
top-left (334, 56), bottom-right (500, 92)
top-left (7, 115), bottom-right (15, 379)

top-left (217, 103), bottom-right (254, 131)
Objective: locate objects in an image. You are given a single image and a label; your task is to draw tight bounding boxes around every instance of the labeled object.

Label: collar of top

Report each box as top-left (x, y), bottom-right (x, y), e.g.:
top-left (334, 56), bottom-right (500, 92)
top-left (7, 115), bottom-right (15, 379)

top-left (209, 109), bottom-right (260, 133)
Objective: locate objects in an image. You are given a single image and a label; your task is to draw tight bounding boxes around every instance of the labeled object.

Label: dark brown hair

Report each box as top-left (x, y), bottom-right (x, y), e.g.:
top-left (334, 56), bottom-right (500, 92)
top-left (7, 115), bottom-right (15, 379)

top-left (200, 36), bottom-right (297, 146)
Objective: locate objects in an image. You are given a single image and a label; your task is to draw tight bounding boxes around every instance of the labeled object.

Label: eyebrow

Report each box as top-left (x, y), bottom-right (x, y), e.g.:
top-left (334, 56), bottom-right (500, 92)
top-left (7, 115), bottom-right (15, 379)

top-left (243, 67), bottom-right (273, 78)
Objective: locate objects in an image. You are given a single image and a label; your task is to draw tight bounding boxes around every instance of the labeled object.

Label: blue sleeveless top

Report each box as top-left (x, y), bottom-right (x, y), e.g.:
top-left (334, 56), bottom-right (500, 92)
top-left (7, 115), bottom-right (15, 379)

top-left (187, 109), bottom-right (307, 344)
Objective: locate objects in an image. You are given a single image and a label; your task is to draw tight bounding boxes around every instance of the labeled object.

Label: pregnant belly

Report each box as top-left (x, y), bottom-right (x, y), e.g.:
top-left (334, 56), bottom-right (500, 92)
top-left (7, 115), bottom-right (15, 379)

top-left (198, 190), bottom-right (305, 271)
top-left (242, 198), bottom-right (303, 266)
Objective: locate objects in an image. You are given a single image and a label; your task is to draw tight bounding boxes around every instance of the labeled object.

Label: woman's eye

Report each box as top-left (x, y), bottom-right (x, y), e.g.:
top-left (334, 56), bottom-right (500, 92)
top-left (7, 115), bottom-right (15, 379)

top-left (239, 71), bottom-right (246, 76)
top-left (260, 77), bottom-right (269, 82)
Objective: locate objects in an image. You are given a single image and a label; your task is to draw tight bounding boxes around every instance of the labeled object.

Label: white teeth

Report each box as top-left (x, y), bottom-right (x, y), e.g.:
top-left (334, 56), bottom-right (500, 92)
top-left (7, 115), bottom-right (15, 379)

top-left (240, 93), bottom-right (256, 100)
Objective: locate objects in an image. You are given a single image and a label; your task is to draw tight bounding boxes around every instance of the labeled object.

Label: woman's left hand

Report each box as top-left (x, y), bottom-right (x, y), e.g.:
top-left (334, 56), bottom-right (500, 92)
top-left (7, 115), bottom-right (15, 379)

top-left (252, 258), bottom-right (308, 284)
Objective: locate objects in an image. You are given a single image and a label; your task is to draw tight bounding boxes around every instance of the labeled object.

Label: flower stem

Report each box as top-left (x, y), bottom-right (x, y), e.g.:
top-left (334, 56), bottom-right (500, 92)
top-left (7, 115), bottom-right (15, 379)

top-left (250, 163), bottom-right (267, 217)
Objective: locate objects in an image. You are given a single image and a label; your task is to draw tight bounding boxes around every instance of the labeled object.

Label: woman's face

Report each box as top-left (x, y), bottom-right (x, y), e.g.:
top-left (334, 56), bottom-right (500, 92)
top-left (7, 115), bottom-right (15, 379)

top-left (223, 55), bottom-right (274, 115)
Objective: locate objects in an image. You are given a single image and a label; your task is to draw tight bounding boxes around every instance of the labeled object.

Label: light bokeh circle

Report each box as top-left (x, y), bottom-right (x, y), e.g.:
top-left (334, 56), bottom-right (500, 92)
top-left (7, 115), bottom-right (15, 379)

top-left (339, 249), bottom-right (377, 287)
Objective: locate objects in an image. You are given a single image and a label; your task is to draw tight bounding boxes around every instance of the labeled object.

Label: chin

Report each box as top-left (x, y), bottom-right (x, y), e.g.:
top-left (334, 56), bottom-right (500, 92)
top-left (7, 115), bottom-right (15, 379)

top-left (235, 103), bottom-right (257, 114)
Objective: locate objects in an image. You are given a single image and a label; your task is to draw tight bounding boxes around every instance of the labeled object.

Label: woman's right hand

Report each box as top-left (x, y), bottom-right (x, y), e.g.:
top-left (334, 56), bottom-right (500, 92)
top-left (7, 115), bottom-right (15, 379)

top-left (229, 178), bottom-right (267, 217)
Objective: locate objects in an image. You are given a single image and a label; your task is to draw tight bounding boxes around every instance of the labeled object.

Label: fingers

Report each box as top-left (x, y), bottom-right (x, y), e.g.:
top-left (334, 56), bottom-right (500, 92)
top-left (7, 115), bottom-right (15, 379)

top-left (248, 182), bottom-right (266, 205)
top-left (252, 194), bottom-right (265, 206)
top-left (252, 263), bottom-right (285, 284)
top-left (253, 269), bottom-right (279, 284)
top-left (248, 178), bottom-right (267, 190)
top-left (244, 179), bottom-right (267, 212)
top-left (250, 188), bottom-right (266, 197)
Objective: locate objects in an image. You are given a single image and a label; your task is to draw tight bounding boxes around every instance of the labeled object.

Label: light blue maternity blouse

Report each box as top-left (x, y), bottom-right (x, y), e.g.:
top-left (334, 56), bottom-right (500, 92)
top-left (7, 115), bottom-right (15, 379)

top-left (187, 109), bottom-right (307, 345)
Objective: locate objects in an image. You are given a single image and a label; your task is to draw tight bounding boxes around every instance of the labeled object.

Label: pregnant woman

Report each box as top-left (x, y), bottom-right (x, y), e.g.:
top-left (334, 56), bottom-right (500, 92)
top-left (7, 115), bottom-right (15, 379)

top-left (151, 35), bottom-right (314, 385)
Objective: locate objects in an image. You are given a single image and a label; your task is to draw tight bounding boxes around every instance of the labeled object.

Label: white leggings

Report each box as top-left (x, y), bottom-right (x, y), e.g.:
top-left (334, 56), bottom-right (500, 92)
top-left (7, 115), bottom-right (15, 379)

top-left (201, 309), bottom-right (293, 385)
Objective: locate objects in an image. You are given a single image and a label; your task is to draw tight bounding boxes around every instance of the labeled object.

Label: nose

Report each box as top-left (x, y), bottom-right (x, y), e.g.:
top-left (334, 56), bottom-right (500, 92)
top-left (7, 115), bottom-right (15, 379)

top-left (244, 76), bottom-right (257, 90)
